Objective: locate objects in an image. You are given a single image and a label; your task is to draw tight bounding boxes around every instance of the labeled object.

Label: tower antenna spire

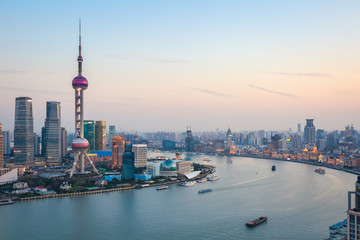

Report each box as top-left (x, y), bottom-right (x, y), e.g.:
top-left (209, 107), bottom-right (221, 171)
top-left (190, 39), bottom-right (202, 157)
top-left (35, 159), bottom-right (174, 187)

top-left (77, 18), bottom-right (83, 76)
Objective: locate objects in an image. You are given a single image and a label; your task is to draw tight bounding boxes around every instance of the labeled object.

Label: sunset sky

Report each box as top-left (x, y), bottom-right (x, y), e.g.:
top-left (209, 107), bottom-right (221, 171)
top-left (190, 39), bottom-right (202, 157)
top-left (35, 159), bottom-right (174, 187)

top-left (1, 1), bottom-right (360, 133)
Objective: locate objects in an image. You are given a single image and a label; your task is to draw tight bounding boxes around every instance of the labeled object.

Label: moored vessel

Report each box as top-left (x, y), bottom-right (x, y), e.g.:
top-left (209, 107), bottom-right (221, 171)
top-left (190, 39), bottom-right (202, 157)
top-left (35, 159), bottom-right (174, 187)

top-left (0, 199), bottom-right (14, 206)
top-left (182, 180), bottom-right (196, 187)
top-left (207, 174), bottom-right (219, 181)
top-left (156, 186), bottom-right (169, 191)
top-left (246, 216), bottom-right (268, 227)
top-left (198, 188), bottom-right (212, 194)
top-left (197, 178), bottom-right (207, 183)
top-left (315, 168), bottom-right (325, 174)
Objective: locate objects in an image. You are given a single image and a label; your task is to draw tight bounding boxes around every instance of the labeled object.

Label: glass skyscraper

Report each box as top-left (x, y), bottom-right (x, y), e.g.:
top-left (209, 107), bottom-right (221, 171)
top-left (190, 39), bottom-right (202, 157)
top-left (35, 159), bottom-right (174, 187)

top-left (122, 143), bottom-right (135, 180)
top-left (84, 120), bottom-right (95, 151)
top-left (95, 121), bottom-right (106, 150)
top-left (44, 101), bottom-right (61, 163)
top-left (0, 123), bottom-right (3, 168)
top-left (14, 97), bottom-right (34, 164)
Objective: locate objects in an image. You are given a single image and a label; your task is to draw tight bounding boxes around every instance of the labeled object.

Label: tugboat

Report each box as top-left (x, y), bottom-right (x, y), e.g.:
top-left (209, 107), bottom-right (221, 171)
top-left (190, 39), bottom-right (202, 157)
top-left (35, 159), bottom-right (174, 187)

top-left (198, 188), bottom-right (212, 194)
top-left (315, 168), bottom-right (325, 174)
top-left (246, 216), bottom-right (268, 227)
top-left (272, 165), bottom-right (276, 171)
top-left (156, 186), bottom-right (169, 191)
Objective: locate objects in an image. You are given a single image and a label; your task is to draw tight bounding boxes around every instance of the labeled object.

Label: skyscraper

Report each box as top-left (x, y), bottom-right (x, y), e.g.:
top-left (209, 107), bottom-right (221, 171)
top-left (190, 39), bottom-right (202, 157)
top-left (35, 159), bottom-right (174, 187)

top-left (61, 127), bottom-right (68, 157)
top-left (185, 127), bottom-right (194, 152)
top-left (225, 128), bottom-right (233, 154)
top-left (108, 125), bottom-right (116, 146)
top-left (297, 123), bottom-right (301, 133)
top-left (133, 144), bottom-right (147, 168)
top-left (34, 134), bottom-right (41, 156)
top-left (347, 176), bottom-right (360, 239)
top-left (2, 130), bottom-right (10, 155)
top-left (112, 136), bottom-right (125, 167)
top-left (14, 96), bottom-right (34, 164)
top-left (95, 121), bottom-right (106, 150)
top-left (0, 124), bottom-right (3, 168)
top-left (70, 21), bottom-right (98, 177)
top-left (122, 142), bottom-right (135, 180)
top-left (84, 120), bottom-right (95, 151)
top-left (304, 119), bottom-right (316, 145)
top-left (44, 101), bottom-right (61, 163)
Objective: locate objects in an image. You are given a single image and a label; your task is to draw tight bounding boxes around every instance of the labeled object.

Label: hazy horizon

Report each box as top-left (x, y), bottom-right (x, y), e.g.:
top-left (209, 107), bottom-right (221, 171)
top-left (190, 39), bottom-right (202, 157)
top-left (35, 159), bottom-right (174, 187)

top-left (1, 1), bottom-right (360, 133)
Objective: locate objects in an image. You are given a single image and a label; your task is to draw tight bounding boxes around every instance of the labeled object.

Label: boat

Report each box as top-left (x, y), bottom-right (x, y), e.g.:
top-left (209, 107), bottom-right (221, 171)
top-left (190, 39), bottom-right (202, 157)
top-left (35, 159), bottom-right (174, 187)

top-left (272, 165), bottom-right (276, 171)
top-left (0, 199), bottom-right (14, 206)
top-left (203, 157), bottom-right (211, 162)
top-left (182, 180), bottom-right (196, 187)
top-left (207, 174), bottom-right (219, 181)
top-left (315, 168), bottom-right (325, 174)
top-left (197, 178), bottom-right (207, 183)
top-left (246, 216), bottom-right (268, 227)
top-left (156, 186), bottom-right (169, 191)
top-left (198, 188), bottom-right (212, 194)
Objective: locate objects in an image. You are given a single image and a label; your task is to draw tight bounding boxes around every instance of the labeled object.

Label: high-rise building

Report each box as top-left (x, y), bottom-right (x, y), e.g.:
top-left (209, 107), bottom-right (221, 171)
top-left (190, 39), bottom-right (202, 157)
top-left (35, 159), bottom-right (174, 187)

top-left (297, 123), bottom-right (301, 133)
top-left (112, 136), bottom-right (125, 167)
top-left (2, 130), bottom-right (10, 155)
top-left (69, 21), bottom-right (98, 177)
top-left (34, 134), bottom-right (41, 156)
top-left (44, 101), bottom-right (61, 163)
top-left (133, 144), bottom-right (147, 168)
top-left (122, 143), bottom-right (135, 180)
top-left (185, 127), bottom-right (194, 152)
top-left (61, 127), bottom-right (68, 157)
top-left (108, 125), bottom-right (116, 146)
top-left (14, 96), bottom-right (34, 164)
top-left (95, 121), bottom-right (106, 150)
top-left (304, 119), bottom-right (316, 145)
top-left (84, 120), bottom-right (95, 151)
top-left (225, 128), bottom-right (233, 153)
top-left (41, 126), bottom-right (46, 156)
top-left (347, 176), bottom-right (360, 239)
top-left (0, 124), bottom-right (3, 168)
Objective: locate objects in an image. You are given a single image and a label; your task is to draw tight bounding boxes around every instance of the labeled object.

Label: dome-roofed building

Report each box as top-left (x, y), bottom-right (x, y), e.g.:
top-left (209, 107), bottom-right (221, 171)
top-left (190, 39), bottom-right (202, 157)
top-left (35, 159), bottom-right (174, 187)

top-left (160, 159), bottom-right (177, 176)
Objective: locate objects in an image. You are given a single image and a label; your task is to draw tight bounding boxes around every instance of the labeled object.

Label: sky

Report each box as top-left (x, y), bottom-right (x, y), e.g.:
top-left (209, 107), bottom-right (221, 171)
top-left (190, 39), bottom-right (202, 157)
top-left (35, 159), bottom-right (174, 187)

top-left (1, 1), bottom-right (360, 133)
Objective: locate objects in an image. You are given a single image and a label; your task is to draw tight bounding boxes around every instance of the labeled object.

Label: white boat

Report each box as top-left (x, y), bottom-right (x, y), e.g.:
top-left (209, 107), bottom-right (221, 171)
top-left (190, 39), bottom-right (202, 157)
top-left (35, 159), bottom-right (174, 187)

top-left (203, 157), bottom-right (211, 162)
top-left (156, 186), bottom-right (169, 191)
top-left (197, 178), bottom-right (207, 183)
top-left (207, 174), bottom-right (219, 181)
top-left (0, 199), bottom-right (14, 206)
top-left (182, 180), bottom-right (196, 187)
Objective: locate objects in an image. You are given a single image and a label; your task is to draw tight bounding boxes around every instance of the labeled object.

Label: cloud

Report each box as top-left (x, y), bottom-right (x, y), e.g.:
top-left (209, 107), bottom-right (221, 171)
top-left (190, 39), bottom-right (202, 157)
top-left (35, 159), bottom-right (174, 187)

top-left (147, 58), bottom-right (189, 64)
top-left (262, 72), bottom-right (334, 79)
top-left (192, 88), bottom-right (235, 98)
top-left (0, 86), bottom-right (71, 95)
top-left (248, 84), bottom-right (300, 99)
top-left (0, 69), bottom-right (28, 74)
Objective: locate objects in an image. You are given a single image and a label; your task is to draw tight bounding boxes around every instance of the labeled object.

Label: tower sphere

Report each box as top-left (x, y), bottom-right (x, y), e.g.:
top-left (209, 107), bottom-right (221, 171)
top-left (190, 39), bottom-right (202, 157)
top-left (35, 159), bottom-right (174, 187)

top-left (71, 137), bottom-right (89, 152)
top-left (72, 75), bottom-right (88, 90)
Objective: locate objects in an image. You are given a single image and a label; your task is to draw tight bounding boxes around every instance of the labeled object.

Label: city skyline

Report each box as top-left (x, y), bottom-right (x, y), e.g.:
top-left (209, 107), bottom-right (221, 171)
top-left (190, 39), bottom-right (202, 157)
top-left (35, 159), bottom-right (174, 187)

top-left (1, 1), bottom-right (360, 132)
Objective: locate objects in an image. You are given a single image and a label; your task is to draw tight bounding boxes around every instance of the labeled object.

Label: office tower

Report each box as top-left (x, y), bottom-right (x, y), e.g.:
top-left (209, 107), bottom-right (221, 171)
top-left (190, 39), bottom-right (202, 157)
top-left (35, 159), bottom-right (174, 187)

top-left (14, 96), bottom-right (34, 164)
top-left (304, 119), bottom-right (316, 145)
top-left (2, 131), bottom-right (10, 155)
top-left (109, 125), bottom-right (116, 146)
top-left (84, 120), bottom-right (95, 151)
top-left (34, 134), bottom-right (41, 156)
top-left (122, 142), bottom-right (135, 180)
top-left (0, 124), bottom-right (3, 168)
top-left (185, 127), bottom-right (194, 152)
top-left (44, 101), bottom-right (61, 163)
top-left (70, 21), bottom-right (98, 177)
top-left (347, 176), bottom-right (360, 239)
top-left (297, 123), bottom-right (301, 133)
top-left (95, 121), bottom-right (106, 150)
top-left (225, 128), bottom-right (233, 153)
top-left (41, 126), bottom-right (46, 156)
top-left (133, 144), bottom-right (147, 168)
top-left (61, 127), bottom-right (67, 157)
top-left (112, 136), bottom-right (125, 167)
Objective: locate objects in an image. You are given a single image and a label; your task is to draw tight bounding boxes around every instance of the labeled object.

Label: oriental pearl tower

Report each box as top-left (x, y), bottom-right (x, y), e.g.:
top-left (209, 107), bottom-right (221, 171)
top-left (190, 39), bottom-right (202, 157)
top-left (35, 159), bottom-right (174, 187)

top-left (70, 20), bottom-right (98, 177)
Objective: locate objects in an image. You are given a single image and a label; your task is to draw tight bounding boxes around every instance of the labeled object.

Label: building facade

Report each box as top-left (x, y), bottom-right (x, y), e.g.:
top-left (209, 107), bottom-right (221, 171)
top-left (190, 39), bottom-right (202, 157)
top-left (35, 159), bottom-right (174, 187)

top-left (2, 130), bottom-right (10, 155)
top-left (44, 101), bottom-right (61, 163)
top-left (95, 121), bottom-right (106, 151)
top-left (112, 136), bottom-right (125, 167)
top-left (34, 134), bottom-right (41, 156)
top-left (122, 143), bottom-right (135, 180)
top-left (14, 97), bottom-right (34, 163)
top-left (61, 127), bottom-right (67, 157)
top-left (347, 176), bottom-right (360, 240)
top-left (304, 119), bottom-right (316, 145)
top-left (108, 125), bottom-right (116, 147)
top-left (84, 120), bottom-right (96, 151)
top-left (185, 128), bottom-right (194, 152)
top-left (133, 144), bottom-right (147, 168)
top-left (0, 124), bottom-right (3, 168)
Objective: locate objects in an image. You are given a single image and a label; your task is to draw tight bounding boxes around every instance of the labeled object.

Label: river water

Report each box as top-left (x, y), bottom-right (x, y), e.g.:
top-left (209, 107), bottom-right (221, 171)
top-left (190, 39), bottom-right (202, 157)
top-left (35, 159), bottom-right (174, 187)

top-left (0, 153), bottom-right (356, 240)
